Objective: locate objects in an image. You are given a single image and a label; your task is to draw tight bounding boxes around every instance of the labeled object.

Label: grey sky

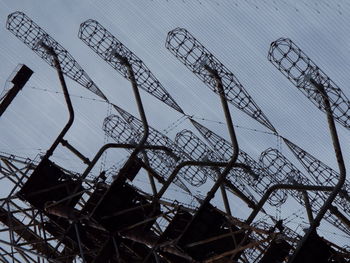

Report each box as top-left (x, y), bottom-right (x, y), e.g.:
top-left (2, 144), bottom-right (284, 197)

top-left (1, 0), bottom-right (350, 248)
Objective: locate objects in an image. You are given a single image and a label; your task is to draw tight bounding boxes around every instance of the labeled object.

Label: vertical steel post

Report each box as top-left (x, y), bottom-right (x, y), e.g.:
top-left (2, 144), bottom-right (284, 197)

top-left (289, 80), bottom-right (346, 262)
top-left (301, 191), bottom-right (314, 224)
top-left (0, 65), bottom-right (33, 117)
top-left (39, 44), bottom-right (74, 160)
top-left (113, 55), bottom-right (149, 164)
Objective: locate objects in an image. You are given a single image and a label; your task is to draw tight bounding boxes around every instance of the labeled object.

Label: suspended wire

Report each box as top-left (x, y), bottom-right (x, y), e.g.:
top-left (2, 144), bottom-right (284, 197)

top-left (34, 80), bottom-right (287, 155)
top-left (162, 114), bottom-right (189, 134)
top-left (99, 103), bottom-right (112, 173)
top-left (23, 69), bottom-right (346, 242)
top-left (28, 86), bottom-right (107, 103)
top-left (3, 5), bottom-right (349, 259)
top-left (19, 83), bottom-right (337, 229)
top-left (191, 115), bottom-right (225, 125)
top-left (160, 195), bottom-right (198, 210)
top-left (0, 147), bottom-right (44, 153)
top-left (190, 115), bottom-right (286, 152)
top-left (191, 115), bottom-right (279, 137)
top-left (285, 218), bottom-right (350, 240)
top-left (283, 207), bottom-right (307, 225)
top-left (317, 228), bottom-right (350, 240)
top-left (277, 134), bottom-right (283, 153)
top-left (29, 85), bottom-right (283, 141)
top-left (275, 204), bottom-right (281, 221)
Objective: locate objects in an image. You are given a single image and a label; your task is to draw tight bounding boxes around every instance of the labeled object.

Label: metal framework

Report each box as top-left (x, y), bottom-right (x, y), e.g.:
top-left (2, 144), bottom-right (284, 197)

top-left (268, 37), bottom-right (348, 262)
top-left (78, 19), bottom-right (184, 113)
top-left (0, 151), bottom-right (303, 263)
top-left (2, 12), bottom-right (350, 263)
top-left (283, 138), bottom-right (350, 215)
top-left (268, 37), bottom-right (350, 130)
top-left (102, 114), bottom-right (192, 193)
top-left (190, 119), bottom-right (288, 207)
top-left (105, 106), bottom-right (207, 187)
top-left (165, 27), bottom-right (276, 132)
top-left (6, 11), bottom-right (108, 101)
top-left (260, 148), bottom-right (350, 235)
top-left (175, 128), bottom-right (258, 209)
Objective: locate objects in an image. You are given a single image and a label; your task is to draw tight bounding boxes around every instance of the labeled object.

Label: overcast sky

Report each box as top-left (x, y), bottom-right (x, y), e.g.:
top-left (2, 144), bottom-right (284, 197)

top-left (1, 0), bottom-right (350, 248)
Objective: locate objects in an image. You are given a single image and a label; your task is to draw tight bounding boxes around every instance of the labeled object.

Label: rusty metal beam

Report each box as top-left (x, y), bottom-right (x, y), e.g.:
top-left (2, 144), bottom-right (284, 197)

top-left (204, 236), bottom-right (273, 263)
top-left (0, 64), bottom-right (33, 117)
top-left (0, 206), bottom-right (61, 259)
top-left (329, 205), bottom-right (350, 229)
top-left (289, 79), bottom-right (347, 263)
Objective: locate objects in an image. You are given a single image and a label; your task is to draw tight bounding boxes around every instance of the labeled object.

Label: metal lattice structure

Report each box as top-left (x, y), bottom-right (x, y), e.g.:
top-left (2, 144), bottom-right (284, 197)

top-left (260, 148), bottom-right (350, 236)
top-left (6, 11), bottom-right (108, 101)
top-left (283, 138), bottom-right (350, 215)
top-left (102, 114), bottom-right (191, 193)
top-left (104, 106), bottom-right (207, 187)
top-left (174, 129), bottom-right (259, 207)
top-left (165, 27), bottom-right (276, 132)
top-left (268, 37), bottom-right (350, 129)
top-left (0, 152), bottom-right (106, 262)
top-left (78, 19), bottom-right (184, 113)
top-left (190, 119), bottom-right (288, 207)
top-left (2, 11), bottom-right (350, 263)
top-left (1, 151), bottom-right (301, 263)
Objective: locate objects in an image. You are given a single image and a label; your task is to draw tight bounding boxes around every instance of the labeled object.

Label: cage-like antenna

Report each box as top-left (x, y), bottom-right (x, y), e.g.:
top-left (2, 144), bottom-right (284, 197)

top-left (102, 114), bottom-right (192, 193)
top-left (268, 37), bottom-right (350, 130)
top-left (6, 11), bottom-right (108, 101)
top-left (78, 19), bottom-right (184, 113)
top-left (109, 105), bottom-right (208, 186)
top-left (283, 138), bottom-right (350, 215)
top-left (166, 27), bottom-right (276, 132)
top-left (260, 147), bottom-right (350, 235)
top-left (191, 119), bottom-right (288, 206)
top-left (175, 129), bottom-right (259, 209)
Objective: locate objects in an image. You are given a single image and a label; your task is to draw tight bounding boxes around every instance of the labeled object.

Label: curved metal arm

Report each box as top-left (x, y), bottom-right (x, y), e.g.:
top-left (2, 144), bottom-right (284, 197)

top-left (111, 55), bottom-right (150, 166)
top-left (204, 65), bottom-right (239, 154)
top-left (246, 183), bottom-right (334, 225)
top-left (153, 160), bottom-right (228, 200)
top-left (139, 161), bottom-right (250, 263)
top-left (289, 81), bottom-right (347, 262)
top-left (198, 66), bottom-right (240, 206)
top-left (81, 143), bottom-right (177, 179)
top-left (143, 65), bottom-right (242, 263)
top-left (65, 143), bottom-right (176, 209)
top-left (40, 44), bottom-right (74, 160)
top-left (152, 160), bottom-right (252, 203)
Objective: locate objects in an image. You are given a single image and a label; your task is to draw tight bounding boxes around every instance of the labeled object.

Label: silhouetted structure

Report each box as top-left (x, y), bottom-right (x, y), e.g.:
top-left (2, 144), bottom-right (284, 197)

top-left (1, 11), bottom-right (349, 263)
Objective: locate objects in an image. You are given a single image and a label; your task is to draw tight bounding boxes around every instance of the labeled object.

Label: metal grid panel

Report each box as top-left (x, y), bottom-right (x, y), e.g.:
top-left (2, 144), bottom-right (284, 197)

top-left (166, 27), bottom-right (276, 132)
top-left (268, 37), bottom-right (350, 129)
top-left (6, 12), bottom-right (108, 101)
top-left (78, 19), bottom-right (184, 113)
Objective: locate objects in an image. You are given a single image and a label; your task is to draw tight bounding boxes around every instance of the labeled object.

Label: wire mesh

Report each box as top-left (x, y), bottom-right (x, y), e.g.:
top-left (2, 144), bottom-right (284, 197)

top-left (191, 119), bottom-right (288, 206)
top-left (4, 12), bottom-right (350, 262)
top-left (284, 138), bottom-right (350, 215)
top-left (102, 114), bottom-right (192, 193)
top-left (175, 129), bottom-right (259, 205)
top-left (268, 37), bottom-right (350, 130)
top-left (111, 104), bottom-right (208, 186)
top-left (6, 11), bottom-right (108, 101)
top-left (102, 114), bottom-right (136, 144)
top-left (260, 147), bottom-right (312, 201)
top-left (260, 148), bottom-right (350, 235)
top-left (165, 27), bottom-right (276, 132)
top-left (78, 19), bottom-right (184, 113)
